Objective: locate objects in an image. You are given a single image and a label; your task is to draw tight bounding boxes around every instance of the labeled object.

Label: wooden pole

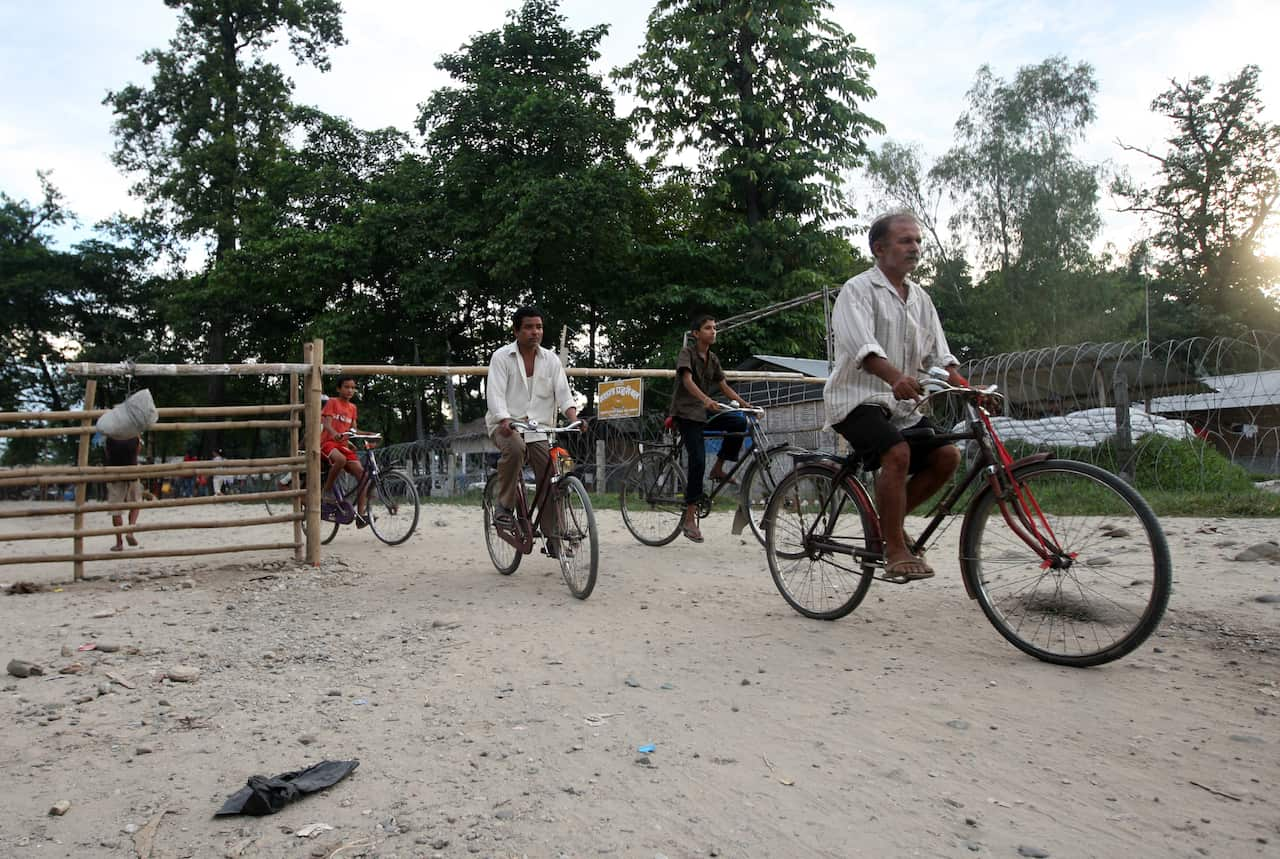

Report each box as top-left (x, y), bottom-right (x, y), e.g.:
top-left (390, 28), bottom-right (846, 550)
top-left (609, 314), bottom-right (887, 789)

top-left (72, 379), bottom-right (96, 581)
top-left (0, 489), bottom-right (304, 520)
top-left (0, 543), bottom-right (298, 567)
top-left (305, 340), bottom-right (323, 565)
top-left (3, 513), bottom-right (302, 541)
top-left (0, 404), bottom-right (301, 423)
top-left (289, 367), bottom-right (302, 561)
top-left (0, 419), bottom-right (300, 438)
top-left (0, 454), bottom-right (304, 482)
top-left (64, 361), bottom-right (825, 384)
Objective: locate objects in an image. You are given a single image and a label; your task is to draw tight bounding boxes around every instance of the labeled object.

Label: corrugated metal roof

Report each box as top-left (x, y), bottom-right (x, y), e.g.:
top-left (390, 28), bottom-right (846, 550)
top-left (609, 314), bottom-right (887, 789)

top-left (1149, 370), bottom-right (1280, 412)
top-left (741, 355), bottom-right (830, 377)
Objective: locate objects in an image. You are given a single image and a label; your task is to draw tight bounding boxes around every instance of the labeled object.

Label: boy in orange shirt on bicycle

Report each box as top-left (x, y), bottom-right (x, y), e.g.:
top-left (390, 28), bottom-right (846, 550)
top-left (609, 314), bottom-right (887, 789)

top-left (321, 376), bottom-right (369, 526)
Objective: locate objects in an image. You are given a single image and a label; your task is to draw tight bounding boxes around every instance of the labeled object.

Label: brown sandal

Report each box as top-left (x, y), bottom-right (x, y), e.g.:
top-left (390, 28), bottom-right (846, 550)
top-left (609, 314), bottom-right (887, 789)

top-left (883, 557), bottom-right (934, 583)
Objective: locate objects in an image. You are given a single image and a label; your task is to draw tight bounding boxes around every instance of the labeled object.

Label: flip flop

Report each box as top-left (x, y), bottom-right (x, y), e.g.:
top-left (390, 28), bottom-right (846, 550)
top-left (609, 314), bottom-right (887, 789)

top-left (126, 535), bottom-right (139, 547)
top-left (883, 557), bottom-right (935, 584)
top-left (110, 545), bottom-right (124, 552)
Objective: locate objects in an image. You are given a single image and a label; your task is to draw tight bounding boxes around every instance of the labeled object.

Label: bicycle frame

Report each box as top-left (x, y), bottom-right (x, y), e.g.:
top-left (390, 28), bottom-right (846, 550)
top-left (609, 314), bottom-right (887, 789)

top-left (321, 434), bottom-right (383, 525)
top-left (654, 410), bottom-right (777, 507)
top-left (492, 424), bottom-right (579, 555)
top-left (795, 391), bottom-right (1072, 588)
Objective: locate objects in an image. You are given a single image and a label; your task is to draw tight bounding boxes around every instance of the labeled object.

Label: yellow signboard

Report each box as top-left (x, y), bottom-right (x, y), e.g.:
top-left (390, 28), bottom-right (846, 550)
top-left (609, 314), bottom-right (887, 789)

top-left (597, 378), bottom-right (643, 420)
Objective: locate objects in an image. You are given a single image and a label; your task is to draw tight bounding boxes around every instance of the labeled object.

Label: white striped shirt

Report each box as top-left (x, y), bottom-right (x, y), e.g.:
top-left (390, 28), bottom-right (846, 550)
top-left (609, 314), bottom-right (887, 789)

top-left (823, 265), bottom-right (958, 429)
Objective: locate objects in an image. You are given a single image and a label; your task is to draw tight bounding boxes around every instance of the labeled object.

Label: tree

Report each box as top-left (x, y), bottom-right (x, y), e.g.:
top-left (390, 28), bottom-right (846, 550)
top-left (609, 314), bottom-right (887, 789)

top-left (614, 0), bottom-right (883, 367)
top-left (104, 0), bottom-right (345, 424)
top-left (1114, 65), bottom-right (1280, 336)
top-left (415, 0), bottom-right (644, 415)
top-left (933, 57), bottom-right (1103, 347)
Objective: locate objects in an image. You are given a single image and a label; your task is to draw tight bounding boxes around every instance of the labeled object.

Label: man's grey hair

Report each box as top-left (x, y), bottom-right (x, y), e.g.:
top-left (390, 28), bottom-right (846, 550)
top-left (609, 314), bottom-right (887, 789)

top-left (868, 211), bottom-right (919, 255)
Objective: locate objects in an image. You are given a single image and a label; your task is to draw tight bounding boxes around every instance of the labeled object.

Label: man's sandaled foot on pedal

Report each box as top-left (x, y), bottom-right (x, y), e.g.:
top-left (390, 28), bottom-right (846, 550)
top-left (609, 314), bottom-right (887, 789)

top-left (883, 554), bottom-right (934, 583)
top-left (708, 469), bottom-right (737, 487)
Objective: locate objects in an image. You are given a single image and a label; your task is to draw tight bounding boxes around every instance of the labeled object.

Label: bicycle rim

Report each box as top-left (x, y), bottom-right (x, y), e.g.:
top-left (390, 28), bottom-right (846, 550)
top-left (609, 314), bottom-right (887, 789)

top-left (742, 445), bottom-right (795, 547)
top-left (554, 476), bottom-right (598, 600)
top-left (483, 478), bottom-right (521, 575)
top-left (961, 459), bottom-right (1171, 667)
top-left (764, 465), bottom-right (876, 620)
top-left (368, 471), bottom-right (420, 546)
top-left (620, 451), bottom-right (685, 546)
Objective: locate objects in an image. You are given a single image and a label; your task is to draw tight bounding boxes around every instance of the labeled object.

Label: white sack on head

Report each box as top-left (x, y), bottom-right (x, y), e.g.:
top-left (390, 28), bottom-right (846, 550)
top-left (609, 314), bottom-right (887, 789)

top-left (96, 388), bottom-right (159, 439)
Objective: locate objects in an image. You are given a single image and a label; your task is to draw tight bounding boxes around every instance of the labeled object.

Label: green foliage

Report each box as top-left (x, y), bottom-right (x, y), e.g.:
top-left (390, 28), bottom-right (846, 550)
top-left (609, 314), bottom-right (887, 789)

top-left (1114, 65), bottom-right (1280, 338)
top-left (415, 0), bottom-right (644, 416)
top-left (934, 57), bottom-right (1101, 289)
top-left (103, 0), bottom-right (346, 435)
top-left (1000, 434), bottom-right (1255, 494)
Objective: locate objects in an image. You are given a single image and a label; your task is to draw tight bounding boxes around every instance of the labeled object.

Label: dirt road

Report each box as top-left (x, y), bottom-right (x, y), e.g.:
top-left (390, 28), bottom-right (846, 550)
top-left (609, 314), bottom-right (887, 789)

top-left (1, 502), bottom-right (1277, 857)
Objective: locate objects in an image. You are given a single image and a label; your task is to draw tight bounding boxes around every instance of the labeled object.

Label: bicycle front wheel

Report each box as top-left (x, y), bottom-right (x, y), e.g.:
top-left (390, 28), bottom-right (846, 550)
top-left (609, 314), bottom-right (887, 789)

top-left (763, 464), bottom-right (877, 620)
top-left (740, 444), bottom-right (796, 547)
top-left (553, 475), bottom-right (598, 600)
top-left (960, 459), bottom-right (1171, 667)
top-left (483, 477), bottom-right (520, 575)
top-left (368, 470), bottom-right (420, 546)
top-left (620, 451), bottom-right (686, 546)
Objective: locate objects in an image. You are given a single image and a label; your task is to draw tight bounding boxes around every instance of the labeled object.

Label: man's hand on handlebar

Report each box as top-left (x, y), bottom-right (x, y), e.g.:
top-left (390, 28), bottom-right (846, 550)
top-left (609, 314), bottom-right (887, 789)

top-left (891, 375), bottom-right (925, 401)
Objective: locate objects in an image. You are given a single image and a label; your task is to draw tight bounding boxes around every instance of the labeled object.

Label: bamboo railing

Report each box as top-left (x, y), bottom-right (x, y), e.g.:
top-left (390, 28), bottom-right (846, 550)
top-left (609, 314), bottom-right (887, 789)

top-left (1, 340), bottom-right (325, 579)
top-left (9, 338), bottom-right (826, 583)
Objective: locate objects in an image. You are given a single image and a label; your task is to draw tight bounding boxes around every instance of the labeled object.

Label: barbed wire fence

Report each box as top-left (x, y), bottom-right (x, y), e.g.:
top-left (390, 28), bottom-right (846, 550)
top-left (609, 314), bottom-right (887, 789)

top-left (349, 331), bottom-right (1280, 499)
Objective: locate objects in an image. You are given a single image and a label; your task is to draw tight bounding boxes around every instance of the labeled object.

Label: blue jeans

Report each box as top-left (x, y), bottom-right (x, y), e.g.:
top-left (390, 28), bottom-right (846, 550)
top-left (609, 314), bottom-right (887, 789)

top-left (677, 410), bottom-right (748, 504)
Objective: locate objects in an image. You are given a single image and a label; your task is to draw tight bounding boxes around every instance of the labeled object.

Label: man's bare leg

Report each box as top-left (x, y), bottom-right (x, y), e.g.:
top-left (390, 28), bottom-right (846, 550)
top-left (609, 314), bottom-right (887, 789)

top-left (905, 445), bottom-right (961, 516)
top-left (322, 450), bottom-right (346, 497)
top-left (875, 442), bottom-right (918, 572)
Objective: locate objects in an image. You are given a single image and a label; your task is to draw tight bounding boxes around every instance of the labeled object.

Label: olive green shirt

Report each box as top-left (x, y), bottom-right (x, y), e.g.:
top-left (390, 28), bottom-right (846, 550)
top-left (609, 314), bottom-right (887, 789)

top-left (669, 345), bottom-right (725, 422)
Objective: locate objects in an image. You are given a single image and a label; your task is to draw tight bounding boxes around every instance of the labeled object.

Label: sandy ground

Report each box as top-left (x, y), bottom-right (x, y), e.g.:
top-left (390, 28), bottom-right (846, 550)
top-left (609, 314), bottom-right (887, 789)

top-left (1, 499), bottom-right (1279, 859)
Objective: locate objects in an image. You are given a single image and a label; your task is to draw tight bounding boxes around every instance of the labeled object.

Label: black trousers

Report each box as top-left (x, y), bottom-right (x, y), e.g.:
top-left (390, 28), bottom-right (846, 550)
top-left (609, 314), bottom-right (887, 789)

top-left (676, 410), bottom-right (748, 504)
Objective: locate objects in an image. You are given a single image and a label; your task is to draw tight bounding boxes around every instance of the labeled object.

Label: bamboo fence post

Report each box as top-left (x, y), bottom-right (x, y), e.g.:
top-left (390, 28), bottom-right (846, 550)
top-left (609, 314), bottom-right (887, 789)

top-left (305, 340), bottom-right (324, 565)
top-left (72, 379), bottom-right (97, 581)
top-left (289, 366), bottom-right (302, 561)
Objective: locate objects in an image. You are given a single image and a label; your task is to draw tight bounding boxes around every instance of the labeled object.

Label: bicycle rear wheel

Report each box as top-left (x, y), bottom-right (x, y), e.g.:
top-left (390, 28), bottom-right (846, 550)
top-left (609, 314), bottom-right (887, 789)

top-left (553, 475), bottom-right (598, 600)
top-left (368, 470), bottom-right (420, 546)
top-left (483, 477), bottom-right (521, 575)
top-left (620, 451), bottom-right (686, 546)
top-left (763, 464), bottom-right (877, 620)
top-left (740, 444), bottom-right (796, 547)
top-left (960, 459), bottom-right (1171, 667)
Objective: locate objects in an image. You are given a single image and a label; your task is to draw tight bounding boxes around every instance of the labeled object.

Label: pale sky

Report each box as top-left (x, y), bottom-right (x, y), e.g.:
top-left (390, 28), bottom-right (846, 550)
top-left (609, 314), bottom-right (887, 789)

top-left (2, 0), bottom-right (1277, 258)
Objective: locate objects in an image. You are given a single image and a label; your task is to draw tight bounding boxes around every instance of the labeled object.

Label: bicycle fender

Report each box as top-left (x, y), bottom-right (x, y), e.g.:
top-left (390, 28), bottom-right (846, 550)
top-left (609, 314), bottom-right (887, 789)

top-left (956, 453), bottom-right (1053, 599)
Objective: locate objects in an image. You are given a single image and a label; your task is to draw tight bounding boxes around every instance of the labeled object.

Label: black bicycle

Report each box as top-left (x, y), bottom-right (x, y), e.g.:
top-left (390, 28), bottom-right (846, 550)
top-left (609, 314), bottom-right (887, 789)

top-left (620, 406), bottom-right (795, 547)
top-left (761, 374), bottom-right (1171, 667)
top-left (265, 432), bottom-right (420, 546)
top-left (481, 420), bottom-right (598, 600)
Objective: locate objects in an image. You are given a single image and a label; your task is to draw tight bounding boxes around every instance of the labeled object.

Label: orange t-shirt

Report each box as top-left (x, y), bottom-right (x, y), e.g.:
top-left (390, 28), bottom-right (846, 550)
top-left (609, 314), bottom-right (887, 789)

top-left (322, 398), bottom-right (357, 445)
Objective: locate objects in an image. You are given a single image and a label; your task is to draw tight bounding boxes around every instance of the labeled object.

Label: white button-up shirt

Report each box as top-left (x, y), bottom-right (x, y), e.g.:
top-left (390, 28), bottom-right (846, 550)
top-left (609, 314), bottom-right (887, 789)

top-left (824, 265), bottom-right (958, 429)
top-left (484, 342), bottom-right (577, 441)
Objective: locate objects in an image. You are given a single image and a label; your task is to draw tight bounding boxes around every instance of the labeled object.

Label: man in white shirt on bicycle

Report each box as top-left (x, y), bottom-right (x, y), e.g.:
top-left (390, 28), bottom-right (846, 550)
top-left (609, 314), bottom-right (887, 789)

top-left (825, 212), bottom-right (968, 583)
top-left (485, 306), bottom-right (582, 540)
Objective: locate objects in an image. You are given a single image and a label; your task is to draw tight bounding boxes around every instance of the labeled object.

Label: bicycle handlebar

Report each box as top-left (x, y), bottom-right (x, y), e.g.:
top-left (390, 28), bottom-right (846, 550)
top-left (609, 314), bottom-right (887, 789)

top-left (914, 376), bottom-right (1004, 413)
top-left (508, 419), bottom-right (585, 436)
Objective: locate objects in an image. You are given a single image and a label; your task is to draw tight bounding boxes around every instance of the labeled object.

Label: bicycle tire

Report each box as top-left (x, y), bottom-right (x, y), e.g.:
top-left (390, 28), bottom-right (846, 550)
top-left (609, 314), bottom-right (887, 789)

top-left (262, 470), bottom-right (298, 518)
top-left (763, 463), bottom-right (877, 620)
top-left (740, 444), bottom-right (797, 547)
top-left (368, 470), bottom-right (420, 546)
top-left (959, 459), bottom-right (1171, 667)
top-left (483, 477), bottom-right (521, 575)
top-left (553, 475), bottom-right (598, 600)
top-left (620, 450), bottom-right (686, 546)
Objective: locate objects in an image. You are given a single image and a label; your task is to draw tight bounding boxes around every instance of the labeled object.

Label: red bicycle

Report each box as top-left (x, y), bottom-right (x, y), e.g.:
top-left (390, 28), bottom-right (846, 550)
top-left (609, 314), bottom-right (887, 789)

top-left (761, 373), bottom-right (1171, 667)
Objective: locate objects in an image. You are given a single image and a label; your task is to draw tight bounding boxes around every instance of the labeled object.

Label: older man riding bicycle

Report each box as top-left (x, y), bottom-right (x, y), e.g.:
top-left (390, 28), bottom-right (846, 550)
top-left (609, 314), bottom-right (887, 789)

top-left (825, 212), bottom-right (969, 583)
top-left (485, 306), bottom-right (583, 553)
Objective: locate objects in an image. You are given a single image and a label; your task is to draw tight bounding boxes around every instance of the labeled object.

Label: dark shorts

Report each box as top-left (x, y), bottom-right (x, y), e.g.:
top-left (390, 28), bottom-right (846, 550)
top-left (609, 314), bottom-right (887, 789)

top-left (833, 404), bottom-right (952, 474)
